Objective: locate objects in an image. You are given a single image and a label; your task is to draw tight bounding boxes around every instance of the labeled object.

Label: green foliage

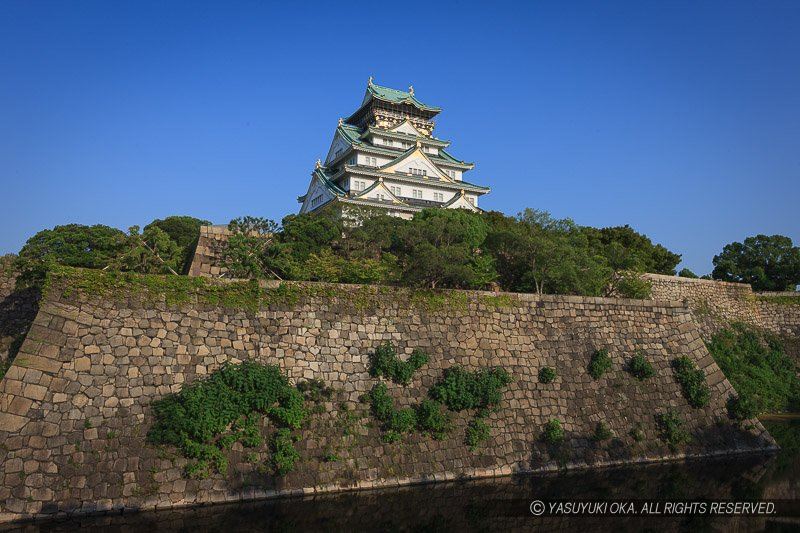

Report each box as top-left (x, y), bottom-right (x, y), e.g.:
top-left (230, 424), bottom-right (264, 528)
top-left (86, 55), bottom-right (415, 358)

top-left (322, 449), bottom-right (340, 463)
top-left (593, 421), bottom-right (613, 441)
top-left (221, 217), bottom-right (279, 280)
top-left (296, 378), bottom-right (334, 404)
top-left (587, 349), bottom-right (612, 379)
top-left (542, 419), bottom-right (565, 444)
top-left (727, 394), bottom-right (759, 421)
top-left (712, 234), bottom-right (800, 291)
top-left (366, 383), bottom-right (417, 441)
top-left (272, 428), bottom-right (300, 475)
top-left (147, 361), bottom-right (307, 478)
top-left (369, 342), bottom-right (429, 385)
top-left (627, 351), bottom-right (655, 380)
top-left (671, 356), bottom-right (710, 408)
top-left (429, 366), bottom-right (512, 411)
top-left (394, 209), bottom-right (496, 289)
top-left (108, 225), bottom-right (184, 275)
top-left (706, 323), bottom-right (800, 414)
top-left (144, 215), bottom-right (210, 274)
top-left (630, 424), bottom-right (645, 442)
top-left (15, 224), bottom-right (127, 287)
top-left (415, 399), bottom-right (450, 439)
top-left (582, 224), bottom-right (682, 276)
top-left (483, 209), bottom-right (609, 296)
top-left (609, 271), bottom-right (653, 299)
top-left (538, 366), bottom-right (557, 384)
top-left (465, 417), bottom-right (491, 451)
top-left (654, 410), bottom-right (690, 450)
top-left (678, 268), bottom-right (699, 279)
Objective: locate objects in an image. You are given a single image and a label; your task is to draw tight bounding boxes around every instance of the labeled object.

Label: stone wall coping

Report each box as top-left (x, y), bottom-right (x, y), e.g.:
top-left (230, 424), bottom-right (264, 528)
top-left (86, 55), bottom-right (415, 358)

top-left (642, 272), bottom-right (753, 289)
top-left (755, 291), bottom-right (800, 297)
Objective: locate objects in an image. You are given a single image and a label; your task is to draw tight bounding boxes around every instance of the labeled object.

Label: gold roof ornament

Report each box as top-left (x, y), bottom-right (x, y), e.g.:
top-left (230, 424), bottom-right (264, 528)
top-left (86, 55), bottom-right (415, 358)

top-left (316, 159), bottom-right (322, 169)
top-left (408, 85), bottom-right (414, 95)
top-left (416, 139), bottom-right (422, 148)
top-left (368, 76), bottom-right (374, 86)
top-left (338, 117), bottom-right (343, 126)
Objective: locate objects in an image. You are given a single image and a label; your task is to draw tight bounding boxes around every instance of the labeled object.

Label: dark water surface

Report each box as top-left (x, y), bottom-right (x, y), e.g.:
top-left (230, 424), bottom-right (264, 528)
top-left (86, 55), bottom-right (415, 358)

top-left (5, 419), bottom-right (800, 533)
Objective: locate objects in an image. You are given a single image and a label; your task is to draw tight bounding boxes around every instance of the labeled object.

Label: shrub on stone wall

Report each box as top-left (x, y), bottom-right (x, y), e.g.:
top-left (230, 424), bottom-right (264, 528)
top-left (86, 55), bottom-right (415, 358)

top-left (415, 399), bottom-right (451, 440)
top-left (147, 361), bottom-right (307, 478)
top-left (627, 351), bottom-right (655, 380)
top-left (592, 422), bottom-right (613, 441)
top-left (542, 419), bottom-right (565, 444)
top-left (727, 394), bottom-right (759, 422)
top-left (654, 410), bottom-right (690, 450)
top-left (672, 356), bottom-right (710, 408)
top-left (369, 342), bottom-right (429, 386)
top-left (429, 367), bottom-right (512, 411)
top-left (465, 417), bottom-right (491, 451)
top-left (707, 323), bottom-right (800, 415)
top-left (587, 349), bottom-right (612, 379)
top-left (538, 367), bottom-right (557, 384)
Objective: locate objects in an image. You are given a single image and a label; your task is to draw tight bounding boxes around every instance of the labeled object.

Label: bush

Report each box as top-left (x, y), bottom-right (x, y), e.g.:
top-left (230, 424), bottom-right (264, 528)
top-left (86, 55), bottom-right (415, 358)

top-left (415, 399), bottom-right (450, 439)
top-left (613, 271), bottom-right (653, 299)
top-left (706, 323), bottom-right (800, 414)
top-left (593, 422), bottom-right (613, 441)
top-left (369, 342), bottom-right (429, 385)
top-left (542, 419), bottom-right (565, 444)
top-left (587, 349), bottom-right (612, 379)
top-left (297, 378), bottom-right (334, 403)
top-left (465, 418), bottom-right (491, 451)
top-left (678, 268), bottom-right (698, 279)
top-left (627, 351), bottom-right (655, 380)
top-left (672, 356), bottom-right (710, 408)
top-left (429, 367), bottom-right (512, 411)
top-left (144, 215), bottom-right (210, 274)
top-left (272, 428), bottom-right (300, 475)
top-left (538, 367), bottom-right (557, 384)
top-left (366, 383), bottom-right (417, 440)
top-left (727, 394), bottom-right (759, 421)
top-left (630, 424), bottom-right (645, 442)
top-left (654, 410), bottom-right (690, 450)
top-left (147, 361), bottom-right (307, 477)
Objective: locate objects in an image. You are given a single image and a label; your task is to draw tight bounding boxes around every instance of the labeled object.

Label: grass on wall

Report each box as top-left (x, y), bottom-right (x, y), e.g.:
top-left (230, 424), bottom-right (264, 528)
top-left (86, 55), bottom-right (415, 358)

top-left (707, 323), bottom-right (800, 415)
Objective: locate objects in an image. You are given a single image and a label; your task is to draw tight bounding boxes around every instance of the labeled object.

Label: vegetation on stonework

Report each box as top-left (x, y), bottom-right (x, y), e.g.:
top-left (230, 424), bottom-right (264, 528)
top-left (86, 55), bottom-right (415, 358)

top-left (593, 421), bottom-right (613, 441)
top-left (630, 423), bottom-right (645, 442)
top-left (14, 216), bottom-right (209, 287)
top-left (727, 394), bottom-right (760, 421)
top-left (587, 349), bottom-right (612, 379)
top-left (538, 367), bottom-right (557, 384)
top-left (654, 410), bottom-right (690, 450)
top-left (707, 323), bottom-right (800, 415)
top-left (671, 356), bottom-right (711, 408)
top-left (296, 378), bottom-right (334, 404)
top-left (756, 294), bottom-right (800, 306)
top-left (711, 234), bottom-right (800, 291)
top-left (465, 417), bottom-right (491, 451)
top-left (627, 351), bottom-right (655, 380)
top-left (213, 207), bottom-right (679, 297)
top-left (369, 342), bottom-right (429, 385)
top-left (678, 268), bottom-right (699, 279)
top-left (415, 399), bottom-right (451, 440)
top-left (366, 383), bottom-right (420, 443)
top-left (542, 419), bottom-right (565, 444)
top-left (146, 361), bottom-right (307, 478)
top-left (429, 367), bottom-right (512, 411)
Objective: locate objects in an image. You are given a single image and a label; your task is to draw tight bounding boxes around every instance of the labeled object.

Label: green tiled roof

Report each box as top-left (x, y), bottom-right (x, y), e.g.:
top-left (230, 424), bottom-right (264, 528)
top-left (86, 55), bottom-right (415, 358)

top-left (367, 83), bottom-right (441, 113)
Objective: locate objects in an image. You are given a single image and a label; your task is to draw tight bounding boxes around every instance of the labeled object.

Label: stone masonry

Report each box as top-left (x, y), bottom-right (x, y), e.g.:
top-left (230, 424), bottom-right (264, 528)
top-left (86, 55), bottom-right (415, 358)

top-left (0, 273), bottom-right (775, 524)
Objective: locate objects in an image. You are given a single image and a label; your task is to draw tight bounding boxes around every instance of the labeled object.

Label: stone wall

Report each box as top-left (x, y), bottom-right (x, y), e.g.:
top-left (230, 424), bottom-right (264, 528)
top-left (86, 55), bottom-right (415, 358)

top-left (0, 270), bottom-right (775, 523)
top-left (644, 273), bottom-right (800, 340)
top-left (187, 225), bottom-right (232, 278)
top-left (0, 256), bottom-right (39, 363)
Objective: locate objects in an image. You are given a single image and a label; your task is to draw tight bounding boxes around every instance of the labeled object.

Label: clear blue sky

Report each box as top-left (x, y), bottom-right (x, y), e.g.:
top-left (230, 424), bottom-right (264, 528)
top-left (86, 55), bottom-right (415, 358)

top-left (1, 1), bottom-right (798, 275)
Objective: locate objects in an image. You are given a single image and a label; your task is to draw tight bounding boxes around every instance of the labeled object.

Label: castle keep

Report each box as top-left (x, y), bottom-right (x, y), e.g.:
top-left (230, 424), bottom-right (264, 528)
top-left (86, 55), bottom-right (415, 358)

top-left (298, 78), bottom-right (490, 219)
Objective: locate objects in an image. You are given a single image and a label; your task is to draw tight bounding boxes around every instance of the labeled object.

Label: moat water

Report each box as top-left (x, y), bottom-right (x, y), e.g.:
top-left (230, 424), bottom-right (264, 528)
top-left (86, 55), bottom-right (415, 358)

top-left (5, 419), bottom-right (800, 533)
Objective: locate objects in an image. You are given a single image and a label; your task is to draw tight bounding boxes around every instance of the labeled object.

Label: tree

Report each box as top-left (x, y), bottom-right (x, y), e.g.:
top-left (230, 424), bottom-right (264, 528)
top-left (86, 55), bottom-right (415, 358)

top-left (712, 235), bottom-right (800, 291)
top-left (15, 224), bottom-right (127, 286)
top-left (483, 209), bottom-right (608, 295)
top-left (144, 215), bottom-right (210, 274)
top-left (678, 268), bottom-right (698, 279)
top-left (582, 225), bottom-right (681, 275)
top-left (220, 217), bottom-right (279, 280)
top-left (393, 209), bottom-right (496, 289)
top-left (108, 225), bottom-right (183, 275)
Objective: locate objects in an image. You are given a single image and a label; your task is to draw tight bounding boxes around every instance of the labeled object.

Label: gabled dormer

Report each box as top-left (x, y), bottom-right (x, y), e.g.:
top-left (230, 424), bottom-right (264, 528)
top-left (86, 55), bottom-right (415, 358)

top-left (380, 143), bottom-right (453, 182)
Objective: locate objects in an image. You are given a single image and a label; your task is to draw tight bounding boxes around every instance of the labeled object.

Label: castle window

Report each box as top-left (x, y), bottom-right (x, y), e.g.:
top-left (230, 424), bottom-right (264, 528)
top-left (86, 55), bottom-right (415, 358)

top-left (412, 189), bottom-right (423, 199)
top-left (390, 186), bottom-right (401, 196)
top-left (467, 196), bottom-right (475, 205)
top-left (311, 195), bottom-right (323, 208)
top-left (410, 168), bottom-right (427, 177)
top-left (433, 192), bottom-right (444, 202)
top-left (353, 180), bottom-right (366, 191)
